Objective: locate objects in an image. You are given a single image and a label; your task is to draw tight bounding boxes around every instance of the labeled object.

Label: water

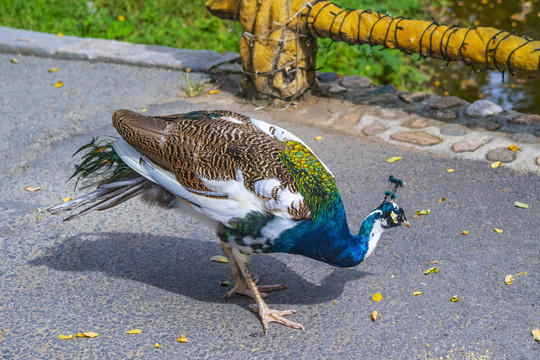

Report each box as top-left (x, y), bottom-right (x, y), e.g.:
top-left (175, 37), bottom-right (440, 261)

top-left (424, 0), bottom-right (540, 114)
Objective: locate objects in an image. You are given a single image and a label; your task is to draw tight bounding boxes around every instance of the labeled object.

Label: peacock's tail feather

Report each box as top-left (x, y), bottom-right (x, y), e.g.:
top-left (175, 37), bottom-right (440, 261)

top-left (48, 137), bottom-right (156, 220)
top-left (69, 137), bottom-right (133, 188)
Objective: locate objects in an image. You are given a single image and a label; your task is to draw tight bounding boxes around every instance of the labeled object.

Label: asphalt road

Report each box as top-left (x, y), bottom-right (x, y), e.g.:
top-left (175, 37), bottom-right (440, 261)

top-left (0, 53), bottom-right (539, 359)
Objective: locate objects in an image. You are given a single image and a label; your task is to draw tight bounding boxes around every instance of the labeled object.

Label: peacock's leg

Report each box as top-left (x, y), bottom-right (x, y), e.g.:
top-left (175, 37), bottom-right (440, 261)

top-left (220, 240), bottom-right (287, 299)
top-left (230, 247), bottom-right (305, 334)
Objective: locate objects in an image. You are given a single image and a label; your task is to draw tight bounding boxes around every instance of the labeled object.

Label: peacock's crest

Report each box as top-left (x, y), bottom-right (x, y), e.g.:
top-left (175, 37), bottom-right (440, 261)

top-left (383, 175), bottom-right (404, 202)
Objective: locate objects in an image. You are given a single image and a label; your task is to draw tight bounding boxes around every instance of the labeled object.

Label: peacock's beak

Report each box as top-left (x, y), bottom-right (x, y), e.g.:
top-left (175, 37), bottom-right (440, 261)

top-left (402, 219), bottom-right (411, 228)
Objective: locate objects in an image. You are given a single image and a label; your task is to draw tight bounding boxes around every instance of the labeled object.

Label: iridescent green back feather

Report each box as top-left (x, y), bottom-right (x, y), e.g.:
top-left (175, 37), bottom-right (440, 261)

top-left (279, 140), bottom-right (340, 219)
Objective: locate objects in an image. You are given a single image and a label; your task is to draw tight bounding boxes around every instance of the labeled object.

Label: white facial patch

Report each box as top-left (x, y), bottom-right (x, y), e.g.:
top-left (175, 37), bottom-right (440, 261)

top-left (365, 221), bottom-right (385, 259)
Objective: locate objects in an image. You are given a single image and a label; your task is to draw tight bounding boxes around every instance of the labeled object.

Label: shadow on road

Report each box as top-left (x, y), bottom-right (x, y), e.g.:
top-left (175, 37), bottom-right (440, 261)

top-left (29, 232), bottom-right (370, 305)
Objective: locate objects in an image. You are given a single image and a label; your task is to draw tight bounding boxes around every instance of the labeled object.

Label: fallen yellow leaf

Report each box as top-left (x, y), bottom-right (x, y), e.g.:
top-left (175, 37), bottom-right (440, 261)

top-left (218, 280), bottom-right (232, 287)
top-left (126, 329), bottom-right (142, 334)
top-left (416, 209), bottom-right (430, 215)
top-left (494, 228), bottom-right (503, 233)
top-left (515, 272), bottom-right (527, 276)
top-left (155, 343), bottom-right (161, 348)
top-left (451, 295), bottom-right (459, 302)
top-left (314, 136), bottom-right (322, 141)
top-left (58, 334), bottom-right (74, 340)
top-left (504, 275), bottom-right (514, 285)
top-left (386, 156), bottom-right (402, 163)
top-left (141, 108), bottom-right (147, 112)
top-left (508, 144), bottom-right (519, 152)
top-left (55, 81), bottom-right (63, 88)
top-left (425, 266), bottom-right (438, 275)
top-left (371, 310), bottom-right (378, 322)
top-left (208, 89), bottom-right (219, 95)
top-left (438, 197), bottom-right (446, 203)
top-left (177, 334), bottom-right (189, 343)
top-left (57, 33), bottom-right (63, 37)
top-left (372, 292), bottom-right (382, 302)
top-left (490, 161), bottom-right (502, 168)
top-left (25, 186), bottom-right (41, 192)
top-left (210, 255), bottom-right (228, 263)
top-left (10, 58), bottom-right (19, 64)
top-left (462, 230), bottom-right (468, 235)
top-left (446, 169), bottom-right (454, 173)
top-left (428, 261), bottom-right (438, 264)
top-left (63, 197), bottom-right (73, 203)
top-left (532, 328), bottom-right (540, 342)
top-left (412, 291), bottom-right (422, 296)
top-left (76, 332), bottom-right (100, 338)
top-left (48, 67), bottom-right (58, 73)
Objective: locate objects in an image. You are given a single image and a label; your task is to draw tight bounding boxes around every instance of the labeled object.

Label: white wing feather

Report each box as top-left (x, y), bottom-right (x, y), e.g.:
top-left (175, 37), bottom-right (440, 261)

top-left (113, 138), bottom-right (280, 225)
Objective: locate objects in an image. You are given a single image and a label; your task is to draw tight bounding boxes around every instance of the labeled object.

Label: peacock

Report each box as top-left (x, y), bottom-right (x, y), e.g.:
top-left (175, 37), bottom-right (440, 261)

top-left (48, 109), bottom-right (409, 334)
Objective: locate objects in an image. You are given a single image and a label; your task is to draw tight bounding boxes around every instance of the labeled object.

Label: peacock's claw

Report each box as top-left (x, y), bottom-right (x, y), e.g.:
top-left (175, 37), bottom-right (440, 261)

top-left (257, 304), bottom-right (305, 334)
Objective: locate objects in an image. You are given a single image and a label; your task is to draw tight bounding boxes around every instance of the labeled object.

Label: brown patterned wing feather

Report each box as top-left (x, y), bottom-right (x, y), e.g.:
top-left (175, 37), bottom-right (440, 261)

top-left (112, 109), bottom-right (311, 220)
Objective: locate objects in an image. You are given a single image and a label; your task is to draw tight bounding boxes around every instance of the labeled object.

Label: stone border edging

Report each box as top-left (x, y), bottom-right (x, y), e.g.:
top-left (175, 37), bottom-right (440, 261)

top-left (0, 26), bottom-right (240, 72)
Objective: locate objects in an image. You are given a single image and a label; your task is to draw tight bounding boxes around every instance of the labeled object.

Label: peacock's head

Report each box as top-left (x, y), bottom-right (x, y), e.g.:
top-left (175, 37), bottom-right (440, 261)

top-left (377, 176), bottom-right (409, 229)
top-left (377, 201), bottom-right (409, 229)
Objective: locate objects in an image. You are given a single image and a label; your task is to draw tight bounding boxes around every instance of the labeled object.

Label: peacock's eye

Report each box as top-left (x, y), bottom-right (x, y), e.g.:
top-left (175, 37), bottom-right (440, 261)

top-left (390, 211), bottom-right (398, 223)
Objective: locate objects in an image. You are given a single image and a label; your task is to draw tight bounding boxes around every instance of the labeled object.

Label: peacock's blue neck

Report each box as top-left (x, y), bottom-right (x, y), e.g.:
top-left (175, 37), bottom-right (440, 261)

top-left (270, 197), bottom-right (385, 268)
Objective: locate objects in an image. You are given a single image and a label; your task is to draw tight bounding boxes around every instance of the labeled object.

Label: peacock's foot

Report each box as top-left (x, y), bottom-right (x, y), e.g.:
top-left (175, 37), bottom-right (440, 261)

top-left (224, 277), bottom-right (288, 299)
top-left (255, 303), bottom-right (305, 334)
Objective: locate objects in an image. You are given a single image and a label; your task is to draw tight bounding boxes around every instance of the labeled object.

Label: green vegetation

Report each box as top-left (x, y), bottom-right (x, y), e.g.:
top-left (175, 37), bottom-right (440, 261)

top-left (317, 0), bottom-right (442, 90)
top-left (0, 0), bottom-right (239, 52)
top-left (184, 69), bottom-right (208, 97)
top-left (0, 0), bottom-right (444, 91)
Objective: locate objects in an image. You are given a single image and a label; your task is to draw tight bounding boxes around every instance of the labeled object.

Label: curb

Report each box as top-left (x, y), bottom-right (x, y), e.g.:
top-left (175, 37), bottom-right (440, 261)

top-left (0, 26), bottom-right (240, 72)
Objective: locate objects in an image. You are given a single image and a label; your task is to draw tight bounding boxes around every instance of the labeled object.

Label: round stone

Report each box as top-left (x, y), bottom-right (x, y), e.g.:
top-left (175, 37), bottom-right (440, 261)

top-left (332, 113), bottom-right (360, 130)
top-left (467, 120), bottom-right (501, 131)
top-left (341, 75), bottom-right (372, 88)
top-left (451, 139), bottom-right (490, 152)
top-left (486, 148), bottom-right (518, 163)
top-left (362, 124), bottom-right (386, 136)
top-left (327, 85), bottom-right (347, 94)
top-left (508, 114), bottom-right (540, 125)
top-left (432, 109), bottom-right (458, 121)
top-left (536, 156), bottom-right (540, 166)
top-left (399, 92), bottom-right (428, 104)
top-left (441, 124), bottom-right (468, 136)
top-left (402, 117), bottom-right (437, 129)
top-left (431, 96), bottom-right (467, 110)
top-left (379, 108), bottom-right (408, 120)
top-left (318, 72), bottom-right (339, 83)
top-left (390, 131), bottom-right (442, 146)
top-left (465, 100), bottom-right (504, 117)
top-left (510, 132), bottom-right (537, 143)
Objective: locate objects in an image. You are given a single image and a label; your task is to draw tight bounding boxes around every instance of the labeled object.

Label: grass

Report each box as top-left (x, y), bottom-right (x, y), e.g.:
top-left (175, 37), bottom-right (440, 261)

top-left (0, 0), bottom-right (446, 91)
top-left (183, 69), bottom-right (208, 97)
